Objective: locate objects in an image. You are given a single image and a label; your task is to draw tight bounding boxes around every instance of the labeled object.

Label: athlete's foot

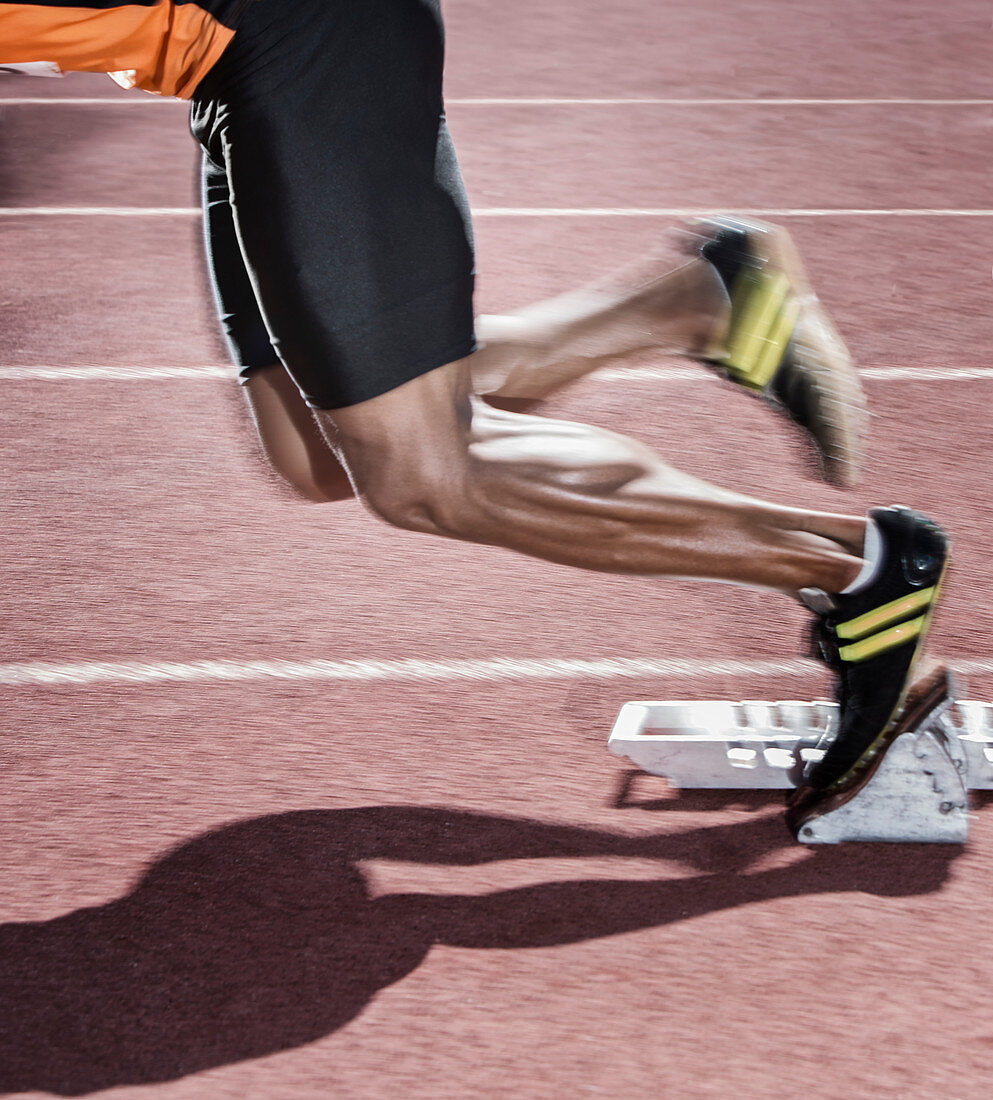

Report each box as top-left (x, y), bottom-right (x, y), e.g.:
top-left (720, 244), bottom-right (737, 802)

top-left (786, 505), bottom-right (950, 825)
top-left (787, 661), bottom-right (953, 836)
top-left (690, 216), bottom-right (868, 488)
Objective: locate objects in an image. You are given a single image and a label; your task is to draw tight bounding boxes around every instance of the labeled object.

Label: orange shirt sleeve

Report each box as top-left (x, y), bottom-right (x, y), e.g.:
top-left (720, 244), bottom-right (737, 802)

top-left (0, 1), bottom-right (235, 97)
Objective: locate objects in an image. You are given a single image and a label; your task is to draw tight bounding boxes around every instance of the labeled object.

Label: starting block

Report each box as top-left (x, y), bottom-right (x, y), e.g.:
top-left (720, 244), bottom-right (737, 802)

top-left (608, 690), bottom-right (993, 844)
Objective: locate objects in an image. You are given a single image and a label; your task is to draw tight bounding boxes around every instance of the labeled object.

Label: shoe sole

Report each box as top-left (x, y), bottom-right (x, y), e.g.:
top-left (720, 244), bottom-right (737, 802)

top-left (786, 660), bottom-right (954, 837)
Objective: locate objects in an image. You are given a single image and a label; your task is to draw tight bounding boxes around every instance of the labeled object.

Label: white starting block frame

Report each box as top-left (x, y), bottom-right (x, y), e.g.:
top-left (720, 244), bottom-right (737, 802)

top-left (608, 697), bottom-right (993, 844)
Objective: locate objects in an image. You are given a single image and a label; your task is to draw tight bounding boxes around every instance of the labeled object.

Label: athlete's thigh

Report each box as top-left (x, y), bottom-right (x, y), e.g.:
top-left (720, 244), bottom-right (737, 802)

top-left (243, 365), bottom-right (355, 502)
top-left (190, 0), bottom-right (476, 413)
top-left (199, 153), bottom-right (277, 379)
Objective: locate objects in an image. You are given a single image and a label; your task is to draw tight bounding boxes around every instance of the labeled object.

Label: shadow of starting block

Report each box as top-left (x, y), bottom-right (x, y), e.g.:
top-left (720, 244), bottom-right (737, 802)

top-left (608, 678), bottom-right (993, 844)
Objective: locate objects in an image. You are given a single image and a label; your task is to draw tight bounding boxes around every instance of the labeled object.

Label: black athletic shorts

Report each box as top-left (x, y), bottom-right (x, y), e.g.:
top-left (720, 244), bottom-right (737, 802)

top-left (189, 0), bottom-right (477, 409)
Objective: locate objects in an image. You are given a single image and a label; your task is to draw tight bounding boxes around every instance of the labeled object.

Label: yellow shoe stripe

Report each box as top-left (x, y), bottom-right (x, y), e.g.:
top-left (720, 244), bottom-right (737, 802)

top-left (836, 586), bottom-right (936, 641)
top-left (725, 270), bottom-right (787, 376)
top-left (723, 271), bottom-right (795, 387)
top-left (750, 294), bottom-right (801, 389)
top-left (837, 615), bottom-right (925, 662)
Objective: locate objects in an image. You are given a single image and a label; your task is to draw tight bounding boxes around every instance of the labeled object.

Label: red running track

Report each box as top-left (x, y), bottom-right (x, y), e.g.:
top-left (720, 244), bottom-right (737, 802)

top-left (2, 2), bottom-right (993, 1097)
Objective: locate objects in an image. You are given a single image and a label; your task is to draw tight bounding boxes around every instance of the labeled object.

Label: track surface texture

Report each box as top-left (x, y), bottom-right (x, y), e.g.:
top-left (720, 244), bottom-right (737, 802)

top-left (2, 1), bottom-right (993, 1097)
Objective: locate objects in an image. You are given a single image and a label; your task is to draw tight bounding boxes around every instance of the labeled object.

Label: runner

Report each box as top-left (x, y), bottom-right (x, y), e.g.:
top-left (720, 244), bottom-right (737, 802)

top-left (0, 0), bottom-right (951, 813)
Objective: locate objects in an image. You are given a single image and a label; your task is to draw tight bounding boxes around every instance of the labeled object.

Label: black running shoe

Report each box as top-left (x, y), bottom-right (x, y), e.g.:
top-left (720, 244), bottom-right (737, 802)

top-left (693, 216), bottom-right (868, 488)
top-left (796, 505), bottom-right (950, 796)
top-left (786, 661), bottom-right (953, 840)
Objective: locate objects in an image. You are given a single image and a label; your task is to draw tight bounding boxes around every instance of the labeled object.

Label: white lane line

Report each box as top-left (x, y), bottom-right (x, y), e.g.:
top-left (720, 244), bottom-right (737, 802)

top-left (472, 208), bottom-right (993, 218)
top-left (856, 366), bottom-right (993, 382)
top-left (3, 97), bottom-right (992, 106)
top-left (2, 365), bottom-right (992, 384)
top-left (0, 365), bottom-right (236, 381)
top-left (5, 207), bottom-right (993, 218)
top-left (1, 654), bottom-right (990, 688)
top-left (596, 365), bottom-right (993, 383)
top-left (0, 207), bottom-right (198, 216)
top-left (449, 98), bottom-right (993, 107)
top-left (0, 656), bottom-right (808, 687)
top-left (0, 97), bottom-right (184, 105)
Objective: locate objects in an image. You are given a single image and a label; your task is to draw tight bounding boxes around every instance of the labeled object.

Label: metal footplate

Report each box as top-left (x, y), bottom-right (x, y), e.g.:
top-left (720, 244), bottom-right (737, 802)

top-left (608, 695), bottom-right (993, 844)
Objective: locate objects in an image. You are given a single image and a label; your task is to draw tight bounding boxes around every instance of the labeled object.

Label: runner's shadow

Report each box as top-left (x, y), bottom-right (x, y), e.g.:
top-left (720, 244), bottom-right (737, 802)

top-left (0, 804), bottom-right (958, 1096)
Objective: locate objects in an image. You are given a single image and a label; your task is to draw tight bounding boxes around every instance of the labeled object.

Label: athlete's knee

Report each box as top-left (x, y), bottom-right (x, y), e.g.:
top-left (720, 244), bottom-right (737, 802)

top-left (272, 455), bottom-right (353, 504)
top-left (353, 456), bottom-right (476, 538)
top-left (243, 366), bottom-right (355, 503)
top-left (356, 421), bottom-right (659, 546)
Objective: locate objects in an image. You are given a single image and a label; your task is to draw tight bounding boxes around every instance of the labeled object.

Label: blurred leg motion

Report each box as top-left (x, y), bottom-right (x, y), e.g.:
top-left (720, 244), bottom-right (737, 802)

top-left (190, 0), bottom-right (946, 808)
